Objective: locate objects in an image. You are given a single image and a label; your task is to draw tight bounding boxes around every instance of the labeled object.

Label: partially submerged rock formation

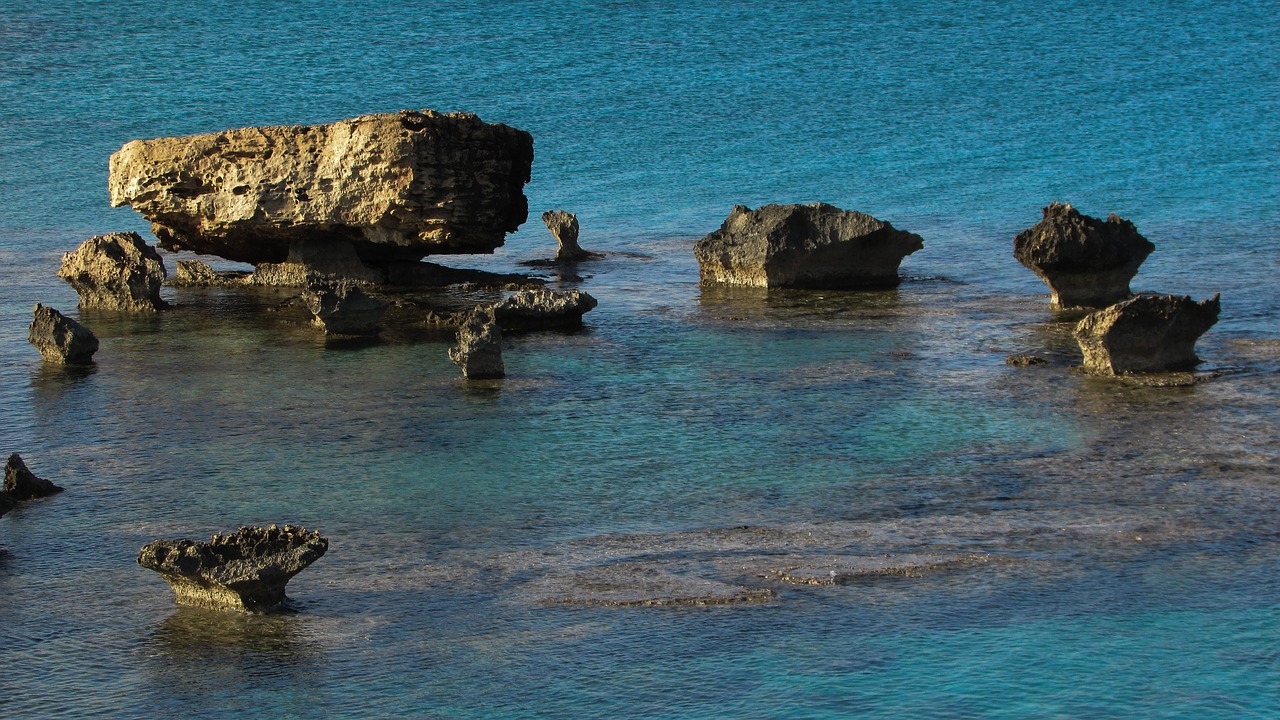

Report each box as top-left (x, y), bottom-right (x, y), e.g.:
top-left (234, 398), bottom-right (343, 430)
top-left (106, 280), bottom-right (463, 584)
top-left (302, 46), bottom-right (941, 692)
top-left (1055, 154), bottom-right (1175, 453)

top-left (301, 278), bottom-right (389, 336)
top-left (695, 203), bottom-right (923, 289)
top-left (57, 232), bottom-right (167, 311)
top-left (1014, 202), bottom-right (1155, 308)
top-left (137, 525), bottom-right (328, 612)
top-left (537, 562), bottom-right (774, 607)
top-left (764, 554), bottom-right (993, 585)
top-left (1005, 354), bottom-right (1048, 367)
top-left (541, 210), bottom-right (600, 262)
top-left (491, 288), bottom-right (598, 330)
top-left (4, 454), bottom-right (64, 500)
top-left (448, 307), bottom-right (504, 379)
top-left (28, 304), bottom-right (99, 365)
top-left (1074, 293), bottom-right (1221, 375)
top-left (109, 110), bottom-right (534, 274)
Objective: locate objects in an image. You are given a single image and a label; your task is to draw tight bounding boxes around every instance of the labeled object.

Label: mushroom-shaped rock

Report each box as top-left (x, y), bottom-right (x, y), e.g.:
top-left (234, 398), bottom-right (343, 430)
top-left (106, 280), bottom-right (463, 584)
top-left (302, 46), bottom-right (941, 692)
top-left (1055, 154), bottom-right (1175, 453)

top-left (109, 110), bottom-right (534, 270)
top-left (301, 278), bottom-right (389, 336)
top-left (694, 203), bottom-right (923, 289)
top-left (28, 304), bottom-right (99, 365)
top-left (491, 288), bottom-right (598, 330)
top-left (1014, 203), bottom-right (1155, 308)
top-left (541, 210), bottom-right (600, 262)
top-left (448, 307), bottom-right (504, 379)
top-left (3, 454), bottom-right (64, 500)
top-left (57, 232), bottom-right (168, 311)
top-left (137, 525), bottom-right (328, 612)
top-left (1074, 293), bottom-right (1220, 375)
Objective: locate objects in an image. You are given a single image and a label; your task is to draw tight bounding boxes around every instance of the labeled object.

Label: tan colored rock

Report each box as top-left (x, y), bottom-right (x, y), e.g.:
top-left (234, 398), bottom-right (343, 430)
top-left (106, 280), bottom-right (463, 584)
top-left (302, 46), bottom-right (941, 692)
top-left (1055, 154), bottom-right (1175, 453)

top-left (28, 304), bottom-right (99, 365)
top-left (57, 232), bottom-right (167, 311)
top-left (301, 278), bottom-right (390, 336)
top-left (109, 110), bottom-right (534, 268)
top-left (1074, 293), bottom-right (1220, 375)
top-left (448, 307), bottom-right (504, 379)
top-left (541, 209), bottom-right (600, 262)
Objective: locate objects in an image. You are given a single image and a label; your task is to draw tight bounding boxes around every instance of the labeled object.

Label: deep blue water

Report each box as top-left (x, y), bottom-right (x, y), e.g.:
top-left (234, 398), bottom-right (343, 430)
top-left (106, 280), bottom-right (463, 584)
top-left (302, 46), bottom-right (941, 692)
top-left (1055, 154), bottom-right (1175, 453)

top-left (1, 1), bottom-right (1279, 718)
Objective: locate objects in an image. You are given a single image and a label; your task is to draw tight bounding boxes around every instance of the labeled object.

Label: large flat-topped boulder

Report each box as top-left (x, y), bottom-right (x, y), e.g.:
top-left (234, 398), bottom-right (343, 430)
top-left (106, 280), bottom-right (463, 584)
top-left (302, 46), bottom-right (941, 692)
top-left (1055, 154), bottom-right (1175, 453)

top-left (109, 110), bottom-right (534, 266)
top-left (694, 203), bottom-right (923, 289)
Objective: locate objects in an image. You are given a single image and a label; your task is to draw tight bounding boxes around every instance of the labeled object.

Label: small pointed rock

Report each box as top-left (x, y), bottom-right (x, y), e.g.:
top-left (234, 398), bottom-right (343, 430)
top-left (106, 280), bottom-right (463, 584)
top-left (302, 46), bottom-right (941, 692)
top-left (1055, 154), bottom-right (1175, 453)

top-left (4, 454), bottom-right (63, 500)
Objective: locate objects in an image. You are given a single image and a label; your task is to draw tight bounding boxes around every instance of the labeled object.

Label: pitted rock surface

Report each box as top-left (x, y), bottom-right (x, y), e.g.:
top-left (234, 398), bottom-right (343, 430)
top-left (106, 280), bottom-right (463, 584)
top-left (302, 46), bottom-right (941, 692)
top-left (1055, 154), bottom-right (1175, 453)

top-left (491, 288), bottom-right (598, 330)
top-left (109, 110), bottom-right (533, 267)
top-left (137, 525), bottom-right (328, 612)
top-left (449, 307), bottom-right (504, 379)
top-left (1074, 293), bottom-right (1220, 375)
top-left (28, 304), bottom-right (99, 365)
top-left (57, 232), bottom-right (168, 311)
top-left (1014, 202), bottom-right (1155, 308)
top-left (694, 203), bottom-right (923, 289)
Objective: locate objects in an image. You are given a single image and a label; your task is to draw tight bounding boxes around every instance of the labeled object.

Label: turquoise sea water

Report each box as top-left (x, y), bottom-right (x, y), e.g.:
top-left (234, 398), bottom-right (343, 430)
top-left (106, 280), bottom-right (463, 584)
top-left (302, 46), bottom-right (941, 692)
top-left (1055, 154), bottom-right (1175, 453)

top-left (2, 1), bottom-right (1279, 718)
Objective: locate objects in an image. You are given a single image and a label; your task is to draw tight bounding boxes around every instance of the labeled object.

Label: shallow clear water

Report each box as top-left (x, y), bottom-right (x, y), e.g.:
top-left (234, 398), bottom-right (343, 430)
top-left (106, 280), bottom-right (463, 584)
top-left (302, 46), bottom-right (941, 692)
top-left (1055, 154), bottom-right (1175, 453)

top-left (1, 1), bottom-right (1279, 718)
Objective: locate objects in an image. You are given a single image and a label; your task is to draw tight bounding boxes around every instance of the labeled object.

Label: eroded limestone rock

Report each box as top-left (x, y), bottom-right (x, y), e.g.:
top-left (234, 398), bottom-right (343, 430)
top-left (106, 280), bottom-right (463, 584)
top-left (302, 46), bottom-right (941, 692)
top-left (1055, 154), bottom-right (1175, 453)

top-left (448, 307), bottom-right (504, 379)
top-left (137, 525), bottom-right (328, 612)
top-left (541, 210), bottom-right (600, 262)
top-left (301, 278), bottom-right (390, 336)
top-left (28, 304), bottom-right (99, 365)
top-left (1074, 293), bottom-right (1221, 375)
top-left (491, 288), bottom-right (598, 330)
top-left (57, 232), bottom-right (167, 311)
top-left (109, 110), bottom-right (534, 269)
top-left (1014, 202), bottom-right (1155, 308)
top-left (694, 203), bottom-right (923, 289)
top-left (3, 454), bottom-right (63, 500)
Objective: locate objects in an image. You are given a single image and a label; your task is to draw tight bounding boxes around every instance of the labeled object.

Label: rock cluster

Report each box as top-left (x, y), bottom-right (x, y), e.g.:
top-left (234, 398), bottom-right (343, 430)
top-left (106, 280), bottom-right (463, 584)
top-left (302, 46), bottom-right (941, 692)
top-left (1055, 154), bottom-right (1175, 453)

top-left (28, 304), bottom-right (99, 365)
top-left (1014, 202), bottom-right (1155, 308)
top-left (137, 525), bottom-right (328, 612)
top-left (541, 210), bottom-right (600, 262)
top-left (694, 203), bottom-right (923, 289)
top-left (301, 278), bottom-right (390, 336)
top-left (1074, 293), bottom-right (1221, 375)
top-left (57, 232), bottom-right (168, 311)
top-left (448, 307), bottom-right (505, 379)
top-left (109, 110), bottom-right (534, 270)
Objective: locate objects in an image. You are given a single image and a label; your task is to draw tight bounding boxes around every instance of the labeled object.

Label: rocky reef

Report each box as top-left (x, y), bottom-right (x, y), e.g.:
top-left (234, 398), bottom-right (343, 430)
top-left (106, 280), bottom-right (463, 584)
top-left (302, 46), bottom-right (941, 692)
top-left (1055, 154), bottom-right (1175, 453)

top-left (4, 454), bottom-right (64, 501)
top-left (449, 307), bottom-right (505, 379)
top-left (57, 232), bottom-right (167, 311)
top-left (137, 525), bottom-right (328, 612)
top-left (301, 278), bottom-right (390, 336)
top-left (109, 110), bottom-right (534, 272)
top-left (1074, 293), bottom-right (1221, 375)
top-left (541, 210), bottom-right (600, 262)
top-left (1014, 202), bottom-right (1155, 308)
top-left (695, 203), bottom-right (923, 289)
top-left (28, 304), bottom-right (99, 365)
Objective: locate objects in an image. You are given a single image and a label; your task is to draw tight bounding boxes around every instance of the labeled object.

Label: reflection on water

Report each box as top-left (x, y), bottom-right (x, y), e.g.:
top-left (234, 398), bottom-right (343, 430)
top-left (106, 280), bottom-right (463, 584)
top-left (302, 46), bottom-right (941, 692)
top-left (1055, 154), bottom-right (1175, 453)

top-left (151, 606), bottom-right (313, 660)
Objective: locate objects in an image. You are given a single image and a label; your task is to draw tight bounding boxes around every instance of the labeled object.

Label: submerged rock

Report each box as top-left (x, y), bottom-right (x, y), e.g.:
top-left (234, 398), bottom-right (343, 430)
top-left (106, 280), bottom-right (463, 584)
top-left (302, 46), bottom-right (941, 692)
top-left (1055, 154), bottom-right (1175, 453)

top-left (1014, 202), bottom-right (1155, 308)
top-left (109, 110), bottom-right (534, 271)
top-left (536, 562), bottom-right (774, 607)
top-left (491, 288), bottom-right (598, 330)
top-left (3, 454), bottom-right (64, 501)
top-left (1074, 293), bottom-right (1221, 375)
top-left (57, 231), bottom-right (168, 311)
top-left (301, 278), bottom-right (390, 336)
top-left (541, 210), bottom-right (600, 262)
top-left (694, 203), bottom-right (923, 289)
top-left (448, 307), bottom-right (504, 379)
top-left (28, 304), bottom-right (99, 365)
top-left (764, 554), bottom-right (993, 585)
top-left (1005, 353), bottom-right (1049, 367)
top-left (137, 525), bottom-right (328, 612)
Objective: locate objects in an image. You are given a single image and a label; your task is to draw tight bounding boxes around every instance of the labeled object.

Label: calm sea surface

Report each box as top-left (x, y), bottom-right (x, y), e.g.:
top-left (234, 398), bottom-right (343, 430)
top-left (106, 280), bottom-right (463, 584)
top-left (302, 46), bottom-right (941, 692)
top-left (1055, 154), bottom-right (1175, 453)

top-left (1, 1), bottom-right (1278, 718)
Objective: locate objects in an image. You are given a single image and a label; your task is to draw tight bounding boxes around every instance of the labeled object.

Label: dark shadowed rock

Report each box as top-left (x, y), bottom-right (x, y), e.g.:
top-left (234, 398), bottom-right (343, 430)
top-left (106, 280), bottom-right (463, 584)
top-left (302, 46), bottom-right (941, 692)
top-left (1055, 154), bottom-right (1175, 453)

top-left (1014, 202), bottom-right (1155, 308)
top-left (57, 231), bottom-right (168, 311)
top-left (1005, 354), bottom-right (1049, 367)
top-left (109, 110), bottom-right (534, 269)
top-left (1074, 293), bottom-right (1221, 375)
top-left (541, 210), bottom-right (601, 262)
top-left (4, 454), bottom-right (63, 500)
top-left (0, 489), bottom-right (13, 519)
top-left (694, 203), bottom-right (923, 289)
top-left (491, 288), bottom-right (598, 330)
top-left (448, 307), bottom-right (504, 379)
top-left (137, 525), bottom-right (328, 612)
top-left (28, 304), bottom-right (99, 365)
top-left (301, 278), bottom-right (390, 336)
